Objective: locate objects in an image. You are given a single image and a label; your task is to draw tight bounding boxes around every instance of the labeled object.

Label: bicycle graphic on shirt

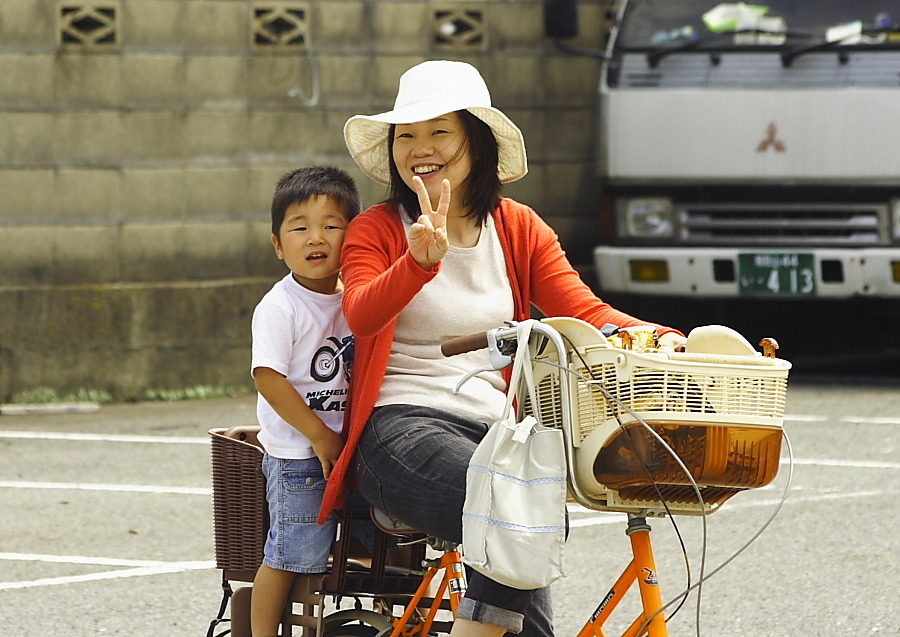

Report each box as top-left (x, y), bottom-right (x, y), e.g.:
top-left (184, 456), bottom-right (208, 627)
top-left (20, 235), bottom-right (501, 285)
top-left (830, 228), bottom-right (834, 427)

top-left (310, 335), bottom-right (354, 383)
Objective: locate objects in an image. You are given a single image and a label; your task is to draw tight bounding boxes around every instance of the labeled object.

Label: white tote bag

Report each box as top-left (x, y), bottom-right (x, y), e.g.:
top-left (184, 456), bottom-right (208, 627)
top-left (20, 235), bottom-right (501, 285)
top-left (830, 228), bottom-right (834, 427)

top-left (461, 320), bottom-right (567, 590)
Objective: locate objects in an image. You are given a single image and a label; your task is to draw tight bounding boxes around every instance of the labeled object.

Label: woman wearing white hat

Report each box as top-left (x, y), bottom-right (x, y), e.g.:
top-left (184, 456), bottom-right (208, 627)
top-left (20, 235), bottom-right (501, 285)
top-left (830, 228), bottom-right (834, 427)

top-left (320, 60), bottom-right (685, 637)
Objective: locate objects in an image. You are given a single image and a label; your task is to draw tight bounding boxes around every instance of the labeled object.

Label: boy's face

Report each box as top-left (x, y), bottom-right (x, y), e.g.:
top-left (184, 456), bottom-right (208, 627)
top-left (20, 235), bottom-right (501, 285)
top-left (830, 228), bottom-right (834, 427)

top-left (272, 195), bottom-right (349, 294)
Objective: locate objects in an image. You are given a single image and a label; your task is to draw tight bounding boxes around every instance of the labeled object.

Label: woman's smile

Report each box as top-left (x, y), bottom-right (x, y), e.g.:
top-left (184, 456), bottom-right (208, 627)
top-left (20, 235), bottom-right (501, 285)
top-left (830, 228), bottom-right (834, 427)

top-left (413, 164), bottom-right (443, 176)
top-left (393, 112), bottom-right (471, 210)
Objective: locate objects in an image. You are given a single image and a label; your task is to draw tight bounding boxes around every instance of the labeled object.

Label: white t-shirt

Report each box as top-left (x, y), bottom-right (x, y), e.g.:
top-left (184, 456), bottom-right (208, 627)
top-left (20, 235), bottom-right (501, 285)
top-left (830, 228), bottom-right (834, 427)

top-left (251, 273), bottom-right (351, 459)
top-left (376, 214), bottom-right (514, 424)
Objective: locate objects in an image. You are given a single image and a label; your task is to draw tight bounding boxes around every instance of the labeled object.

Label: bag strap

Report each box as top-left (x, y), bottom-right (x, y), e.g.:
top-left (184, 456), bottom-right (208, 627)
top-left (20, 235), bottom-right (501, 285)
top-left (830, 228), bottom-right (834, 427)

top-left (500, 320), bottom-right (541, 427)
top-left (520, 326), bottom-right (540, 422)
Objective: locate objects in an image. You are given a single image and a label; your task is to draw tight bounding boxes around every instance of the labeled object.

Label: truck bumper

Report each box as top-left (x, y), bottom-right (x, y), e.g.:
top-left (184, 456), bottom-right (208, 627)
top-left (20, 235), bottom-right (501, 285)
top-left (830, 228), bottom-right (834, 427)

top-left (594, 246), bottom-right (900, 298)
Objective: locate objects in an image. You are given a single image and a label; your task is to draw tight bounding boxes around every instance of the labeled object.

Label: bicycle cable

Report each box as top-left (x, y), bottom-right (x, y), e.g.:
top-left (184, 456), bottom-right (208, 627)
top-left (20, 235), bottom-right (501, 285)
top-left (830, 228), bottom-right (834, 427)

top-left (533, 349), bottom-right (701, 625)
top-left (532, 340), bottom-right (793, 637)
top-left (661, 431), bottom-right (794, 617)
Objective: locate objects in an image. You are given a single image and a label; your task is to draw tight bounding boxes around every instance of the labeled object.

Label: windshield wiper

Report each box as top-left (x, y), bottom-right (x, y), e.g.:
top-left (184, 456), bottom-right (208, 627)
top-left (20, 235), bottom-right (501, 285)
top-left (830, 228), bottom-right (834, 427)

top-left (782, 26), bottom-right (899, 67)
top-left (647, 29), bottom-right (811, 68)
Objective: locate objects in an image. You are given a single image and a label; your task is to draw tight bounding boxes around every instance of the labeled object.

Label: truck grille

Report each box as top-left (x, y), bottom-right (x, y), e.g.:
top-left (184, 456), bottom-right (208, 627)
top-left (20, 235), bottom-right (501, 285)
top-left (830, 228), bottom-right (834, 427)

top-left (677, 203), bottom-right (890, 246)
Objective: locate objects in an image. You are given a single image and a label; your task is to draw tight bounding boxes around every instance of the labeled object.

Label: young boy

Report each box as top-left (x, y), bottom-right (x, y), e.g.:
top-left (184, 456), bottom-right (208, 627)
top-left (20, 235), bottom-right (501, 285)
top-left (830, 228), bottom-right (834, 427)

top-left (250, 166), bottom-right (361, 637)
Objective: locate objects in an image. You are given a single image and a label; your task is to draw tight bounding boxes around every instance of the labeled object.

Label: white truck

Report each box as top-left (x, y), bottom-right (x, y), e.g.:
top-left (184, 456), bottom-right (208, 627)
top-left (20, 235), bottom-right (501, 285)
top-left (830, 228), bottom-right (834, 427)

top-left (575, 0), bottom-right (900, 299)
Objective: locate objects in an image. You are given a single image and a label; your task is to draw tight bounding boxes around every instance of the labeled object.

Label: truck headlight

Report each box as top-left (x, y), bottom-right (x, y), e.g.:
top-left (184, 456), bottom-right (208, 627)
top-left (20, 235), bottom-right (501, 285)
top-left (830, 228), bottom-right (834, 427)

top-left (619, 198), bottom-right (674, 238)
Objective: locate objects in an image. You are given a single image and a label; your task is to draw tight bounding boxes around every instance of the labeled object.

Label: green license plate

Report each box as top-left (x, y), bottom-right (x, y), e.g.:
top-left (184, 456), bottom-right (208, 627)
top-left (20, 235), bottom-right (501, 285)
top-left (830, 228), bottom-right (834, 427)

top-left (738, 253), bottom-right (816, 296)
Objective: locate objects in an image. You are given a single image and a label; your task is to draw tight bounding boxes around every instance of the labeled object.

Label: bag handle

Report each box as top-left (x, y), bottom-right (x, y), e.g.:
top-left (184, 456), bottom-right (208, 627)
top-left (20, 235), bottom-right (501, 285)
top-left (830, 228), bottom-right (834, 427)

top-left (499, 320), bottom-right (541, 429)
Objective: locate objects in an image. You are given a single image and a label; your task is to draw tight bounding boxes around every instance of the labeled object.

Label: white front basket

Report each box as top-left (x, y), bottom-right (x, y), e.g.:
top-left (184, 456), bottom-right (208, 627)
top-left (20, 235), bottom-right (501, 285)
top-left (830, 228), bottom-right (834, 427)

top-left (524, 318), bottom-right (791, 516)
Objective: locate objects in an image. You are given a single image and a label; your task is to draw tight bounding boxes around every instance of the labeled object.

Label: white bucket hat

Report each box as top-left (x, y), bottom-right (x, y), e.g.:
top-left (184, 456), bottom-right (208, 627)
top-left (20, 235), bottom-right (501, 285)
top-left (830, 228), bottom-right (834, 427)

top-left (344, 60), bottom-right (527, 186)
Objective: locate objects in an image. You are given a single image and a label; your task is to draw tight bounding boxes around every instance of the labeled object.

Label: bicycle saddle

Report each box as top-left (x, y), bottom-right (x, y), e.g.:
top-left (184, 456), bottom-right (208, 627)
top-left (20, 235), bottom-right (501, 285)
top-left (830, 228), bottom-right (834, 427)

top-left (370, 506), bottom-right (420, 535)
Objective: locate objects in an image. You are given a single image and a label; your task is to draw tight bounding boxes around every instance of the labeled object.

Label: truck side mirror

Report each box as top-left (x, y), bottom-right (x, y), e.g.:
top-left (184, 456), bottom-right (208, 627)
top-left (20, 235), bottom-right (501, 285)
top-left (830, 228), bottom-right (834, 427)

top-left (543, 0), bottom-right (579, 39)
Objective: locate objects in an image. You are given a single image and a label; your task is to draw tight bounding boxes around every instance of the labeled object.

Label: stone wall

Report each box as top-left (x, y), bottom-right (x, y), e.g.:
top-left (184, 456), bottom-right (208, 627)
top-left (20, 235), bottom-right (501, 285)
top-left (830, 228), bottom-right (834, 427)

top-left (0, 0), bottom-right (613, 401)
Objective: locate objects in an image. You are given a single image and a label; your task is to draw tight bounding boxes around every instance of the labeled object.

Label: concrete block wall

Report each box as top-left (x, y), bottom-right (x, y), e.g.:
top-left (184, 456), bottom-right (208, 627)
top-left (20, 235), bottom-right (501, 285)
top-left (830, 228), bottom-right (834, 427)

top-left (0, 0), bottom-right (613, 401)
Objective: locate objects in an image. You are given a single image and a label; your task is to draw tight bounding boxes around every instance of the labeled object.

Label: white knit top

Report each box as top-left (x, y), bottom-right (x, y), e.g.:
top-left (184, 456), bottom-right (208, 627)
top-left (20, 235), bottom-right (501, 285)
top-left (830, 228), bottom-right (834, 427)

top-left (375, 214), bottom-right (514, 424)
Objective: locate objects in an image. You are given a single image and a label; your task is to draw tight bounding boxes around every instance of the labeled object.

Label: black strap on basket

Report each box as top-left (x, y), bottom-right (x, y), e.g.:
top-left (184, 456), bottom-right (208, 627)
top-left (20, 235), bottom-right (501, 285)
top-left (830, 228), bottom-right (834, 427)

top-left (205, 570), bottom-right (234, 637)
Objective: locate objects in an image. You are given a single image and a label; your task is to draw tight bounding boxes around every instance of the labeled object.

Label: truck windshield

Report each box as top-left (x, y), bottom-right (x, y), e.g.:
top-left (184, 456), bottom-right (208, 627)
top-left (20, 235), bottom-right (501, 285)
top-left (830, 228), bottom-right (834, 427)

top-left (617, 0), bottom-right (897, 49)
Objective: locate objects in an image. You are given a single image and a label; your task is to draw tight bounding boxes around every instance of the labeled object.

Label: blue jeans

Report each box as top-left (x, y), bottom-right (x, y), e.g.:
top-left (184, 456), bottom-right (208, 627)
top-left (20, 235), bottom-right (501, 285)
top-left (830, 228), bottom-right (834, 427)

top-left (262, 454), bottom-right (375, 573)
top-left (261, 454), bottom-right (335, 573)
top-left (354, 404), bottom-right (553, 636)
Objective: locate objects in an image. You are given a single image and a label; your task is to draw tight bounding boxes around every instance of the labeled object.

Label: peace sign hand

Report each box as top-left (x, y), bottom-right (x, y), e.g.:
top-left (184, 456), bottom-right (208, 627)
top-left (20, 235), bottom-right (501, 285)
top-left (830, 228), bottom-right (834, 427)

top-left (407, 176), bottom-right (450, 270)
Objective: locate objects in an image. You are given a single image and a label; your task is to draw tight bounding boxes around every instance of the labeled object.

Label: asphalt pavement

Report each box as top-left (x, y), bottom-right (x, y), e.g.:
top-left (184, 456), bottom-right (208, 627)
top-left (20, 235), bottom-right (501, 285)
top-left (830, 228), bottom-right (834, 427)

top-left (0, 395), bottom-right (259, 636)
top-left (2, 386), bottom-right (900, 636)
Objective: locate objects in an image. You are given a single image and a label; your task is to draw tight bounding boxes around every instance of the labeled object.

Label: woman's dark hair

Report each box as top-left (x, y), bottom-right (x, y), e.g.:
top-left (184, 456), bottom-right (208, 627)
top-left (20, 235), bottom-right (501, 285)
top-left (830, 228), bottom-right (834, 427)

top-left (271, 165), bottom-right (361, 237)
top-left (386, 110), bottom-right (502, 226)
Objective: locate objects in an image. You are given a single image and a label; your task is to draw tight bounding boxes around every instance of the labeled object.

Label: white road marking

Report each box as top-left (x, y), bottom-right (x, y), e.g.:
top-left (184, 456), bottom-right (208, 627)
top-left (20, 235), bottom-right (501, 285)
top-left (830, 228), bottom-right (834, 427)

top-left (0, 553), bottom-right (179, 567)
top-left (0, 429), bottom-right (220, 590)
top-left (0, 559), bottom-right (215, 590)
top-left (0, 481), bottom-right (211, 495)
top-left (0, 413), bottom-right (896, 446)
top-left (567, 488), bottom-right (883, 528)
top-left (784, 414), bottom-right (900, 425)
top-left (788, 458), bottom-right (900, 469)
top-left (1, 417), bottom-right (895, 588)
top-left (0, 431), bottom-right (208, 444)
top-left (839, 416), bottom-right (900, 425)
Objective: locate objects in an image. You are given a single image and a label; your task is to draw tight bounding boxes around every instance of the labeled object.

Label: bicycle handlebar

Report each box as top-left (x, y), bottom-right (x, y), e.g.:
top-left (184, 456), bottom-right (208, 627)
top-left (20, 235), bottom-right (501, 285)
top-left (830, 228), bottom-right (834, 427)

top-left (440, 332), bottom-right (489, 357)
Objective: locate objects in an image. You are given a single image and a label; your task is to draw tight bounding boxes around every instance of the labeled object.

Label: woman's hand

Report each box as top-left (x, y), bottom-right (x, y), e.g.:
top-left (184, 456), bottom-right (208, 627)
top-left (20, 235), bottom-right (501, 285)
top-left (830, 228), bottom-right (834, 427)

top-left (408, 176), bottom-right (450, 270)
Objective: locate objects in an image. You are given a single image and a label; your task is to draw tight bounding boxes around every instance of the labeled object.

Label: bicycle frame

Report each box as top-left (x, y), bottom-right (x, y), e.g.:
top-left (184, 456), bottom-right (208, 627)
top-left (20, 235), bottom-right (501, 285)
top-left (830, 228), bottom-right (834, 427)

top-left (578, 516), bottom-right (667, 637)
top-left (379, 322), bottom-right (673, 637)
top-left (211, 319), bottom-right (787, 637)
top-left (386, 513), bottom-right (668, 637)
top-left (385, 547), bottom-right (466, 637)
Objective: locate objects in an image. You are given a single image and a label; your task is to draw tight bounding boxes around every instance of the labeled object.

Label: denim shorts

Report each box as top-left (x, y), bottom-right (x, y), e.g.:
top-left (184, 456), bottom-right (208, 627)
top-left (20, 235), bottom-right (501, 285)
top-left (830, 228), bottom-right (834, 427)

top-left (261, 454), bottom-right (336, 574)
top-left (354, 405), bottom-right (553, 636)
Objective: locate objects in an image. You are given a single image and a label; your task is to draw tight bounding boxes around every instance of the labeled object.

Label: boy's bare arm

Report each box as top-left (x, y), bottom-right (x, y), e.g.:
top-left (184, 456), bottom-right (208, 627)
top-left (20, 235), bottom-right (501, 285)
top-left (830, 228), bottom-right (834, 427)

top-left (253, 366), bottom-right (344, 478)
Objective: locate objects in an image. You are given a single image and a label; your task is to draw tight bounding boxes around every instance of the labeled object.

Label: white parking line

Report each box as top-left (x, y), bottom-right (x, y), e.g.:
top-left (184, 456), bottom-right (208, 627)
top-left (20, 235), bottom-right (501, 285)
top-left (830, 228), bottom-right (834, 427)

top-left (839, 416), bottom-right (900, 425)
top-left (2, 420), bottom-right (894, 590)
top-left (0, 553), bottom-right (181, 567)
top-left (0, 559), bottom-right (215, 590)
top-left (784, 414), bottom-right (900, 425)
top-left (789, 458), bottom-right (900, 469)
top-left (567, 488), bottom-right (883, 528)
top-left (0, 457), bottom-right (893, 498)
top-left (0, 431), bottom-right (208, 444)
top-left (0, 429), bottom-right (219, 591)
top-left (0, 481), bottom-right (211, 495)
top-left (1, 413), bottom-right (897, 446)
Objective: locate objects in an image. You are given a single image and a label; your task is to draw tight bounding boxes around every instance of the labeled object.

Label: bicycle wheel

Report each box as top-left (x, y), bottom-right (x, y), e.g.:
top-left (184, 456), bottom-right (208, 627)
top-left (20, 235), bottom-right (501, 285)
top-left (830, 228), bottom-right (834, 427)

top-left (322, 609), bottom-right (391, 637)
top-left (323, 624), bottom-right (379, 637)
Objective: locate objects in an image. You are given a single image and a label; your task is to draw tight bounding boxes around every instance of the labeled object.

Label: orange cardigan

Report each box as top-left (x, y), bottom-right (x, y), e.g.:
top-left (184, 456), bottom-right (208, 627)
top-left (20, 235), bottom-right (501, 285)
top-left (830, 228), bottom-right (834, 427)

top-left (318, 198), bottom-right (681, 521)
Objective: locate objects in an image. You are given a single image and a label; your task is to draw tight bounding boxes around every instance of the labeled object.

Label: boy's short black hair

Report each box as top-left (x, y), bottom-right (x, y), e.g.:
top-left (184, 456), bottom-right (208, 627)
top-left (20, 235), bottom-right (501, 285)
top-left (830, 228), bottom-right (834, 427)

top-left (271, 166), bottom-right (362, 236)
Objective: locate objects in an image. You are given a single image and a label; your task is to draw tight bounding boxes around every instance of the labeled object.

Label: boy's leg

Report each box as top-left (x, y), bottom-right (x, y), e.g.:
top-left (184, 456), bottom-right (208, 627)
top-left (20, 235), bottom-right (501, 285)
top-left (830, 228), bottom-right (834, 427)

top-left (251, 564), bottom-right (297, 637)
top-left (255, 454), bottom-right (335, 636)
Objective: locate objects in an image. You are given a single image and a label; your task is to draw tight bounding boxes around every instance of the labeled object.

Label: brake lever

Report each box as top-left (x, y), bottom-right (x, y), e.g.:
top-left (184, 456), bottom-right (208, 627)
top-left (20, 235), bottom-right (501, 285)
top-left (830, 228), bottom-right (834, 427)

top-left (452, 329), bottom-right (515, 395)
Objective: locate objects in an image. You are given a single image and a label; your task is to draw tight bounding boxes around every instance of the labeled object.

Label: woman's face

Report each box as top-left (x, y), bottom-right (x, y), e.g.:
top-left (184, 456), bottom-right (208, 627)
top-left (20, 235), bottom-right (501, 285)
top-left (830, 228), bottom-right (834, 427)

top-left (391, 111), bottom-right (472, 209)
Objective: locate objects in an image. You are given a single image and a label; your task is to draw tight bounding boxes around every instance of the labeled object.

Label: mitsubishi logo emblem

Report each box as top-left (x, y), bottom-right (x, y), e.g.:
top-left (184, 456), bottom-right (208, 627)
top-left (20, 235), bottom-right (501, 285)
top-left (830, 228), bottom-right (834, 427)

top-left (757, 123), bottom-right (786, 152)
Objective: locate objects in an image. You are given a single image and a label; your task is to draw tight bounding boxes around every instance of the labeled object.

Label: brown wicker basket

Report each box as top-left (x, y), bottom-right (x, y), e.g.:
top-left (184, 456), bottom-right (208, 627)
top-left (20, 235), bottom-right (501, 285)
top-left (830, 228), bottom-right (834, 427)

top-left (210, 426), bottom-right (267, 573)
top-left (209, 425), bottom-right (428, 602)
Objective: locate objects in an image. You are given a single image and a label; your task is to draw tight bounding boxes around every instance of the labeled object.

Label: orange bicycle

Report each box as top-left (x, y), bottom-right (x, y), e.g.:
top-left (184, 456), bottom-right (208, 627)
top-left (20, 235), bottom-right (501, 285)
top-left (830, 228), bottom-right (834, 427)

top-left (208, 317), bottom-right (791, 637)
